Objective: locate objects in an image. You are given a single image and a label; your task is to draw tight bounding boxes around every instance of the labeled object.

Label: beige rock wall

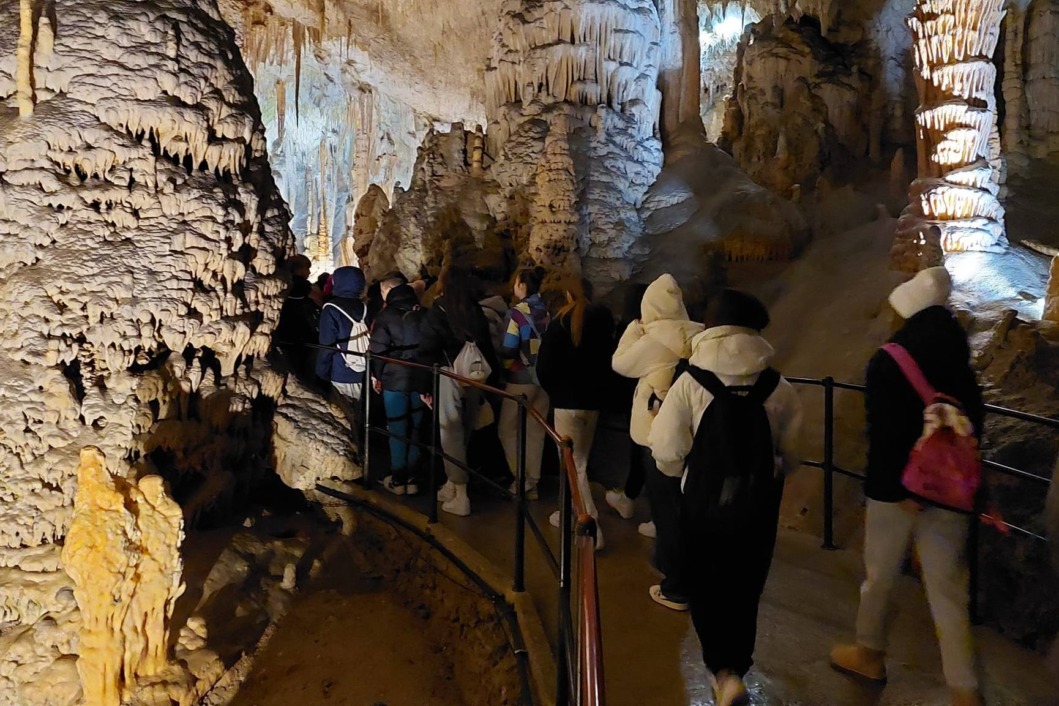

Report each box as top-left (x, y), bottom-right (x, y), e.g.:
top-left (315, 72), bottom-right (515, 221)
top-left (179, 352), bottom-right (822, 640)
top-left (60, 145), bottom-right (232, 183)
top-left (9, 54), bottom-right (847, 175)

top-left (0, 0), bottom-right (292, 701)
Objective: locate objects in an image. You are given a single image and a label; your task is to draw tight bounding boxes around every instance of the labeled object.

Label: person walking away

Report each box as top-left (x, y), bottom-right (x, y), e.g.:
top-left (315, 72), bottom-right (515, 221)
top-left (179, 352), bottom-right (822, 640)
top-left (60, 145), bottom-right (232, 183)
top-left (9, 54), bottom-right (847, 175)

top-left (316, 266), bottom-right (369, 463)
top-left (830, 267), bottom-right (985, 706)
top-left (650, 289), bottom-right (802, 706)
top-left (611, 274), bottom-right (704, 611)
top-left (275, 276), bottom-right (319, 383)
top-left (499, 267), bottom-right (551, 500)
top-left (537, 277), bottom-right (614, 550)
top-left (368, 283), bottom-right (431, 495)
top-left (422, 267), bottom-right (501, 516)
top-left (604, 283), bottom-right (650, 525)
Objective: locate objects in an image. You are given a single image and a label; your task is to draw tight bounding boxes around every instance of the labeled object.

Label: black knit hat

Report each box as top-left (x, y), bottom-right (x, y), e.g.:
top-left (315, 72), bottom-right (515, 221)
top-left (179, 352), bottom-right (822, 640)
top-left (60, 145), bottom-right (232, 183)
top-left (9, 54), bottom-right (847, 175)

top-left (705, 289), bottom-right (770, 331)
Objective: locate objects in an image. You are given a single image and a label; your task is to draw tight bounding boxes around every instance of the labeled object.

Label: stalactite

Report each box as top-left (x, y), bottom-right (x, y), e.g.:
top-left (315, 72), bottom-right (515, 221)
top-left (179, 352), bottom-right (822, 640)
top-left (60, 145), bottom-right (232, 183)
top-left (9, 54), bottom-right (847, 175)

top-left (292, 22), bottom-right (304, 124)
top-left (276, 79), bottom-right (287, 145)
top-left (16, 0), bottom-right (35, 118)
top-left (892, 0), bottom-right (1007, 272)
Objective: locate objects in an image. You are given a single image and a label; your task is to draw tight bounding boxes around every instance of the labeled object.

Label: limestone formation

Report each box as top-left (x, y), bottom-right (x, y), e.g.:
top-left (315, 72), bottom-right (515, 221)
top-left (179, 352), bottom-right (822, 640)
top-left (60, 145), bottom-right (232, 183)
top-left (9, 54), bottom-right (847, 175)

top-left (344, 183), bottom-right (391, 267)
top-left (0, 0), bottom-right (291, 701)
top-left (721, 16), bottom-right (874, 196)
top-left (62, 448), bottom-right (185, 706)
top-left (1046, 256), bottom-right (1059, 323)
top-left (893, 0), bottom-right (1008, 271)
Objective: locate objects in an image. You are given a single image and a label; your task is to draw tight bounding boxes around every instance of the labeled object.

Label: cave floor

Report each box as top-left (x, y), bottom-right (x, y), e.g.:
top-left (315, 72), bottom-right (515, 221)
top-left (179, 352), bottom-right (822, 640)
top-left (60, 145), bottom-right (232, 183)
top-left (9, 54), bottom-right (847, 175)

top-left (226, 542), bottom-right (467, 706)
top-left (380, 476), bottom-right (1059, 706)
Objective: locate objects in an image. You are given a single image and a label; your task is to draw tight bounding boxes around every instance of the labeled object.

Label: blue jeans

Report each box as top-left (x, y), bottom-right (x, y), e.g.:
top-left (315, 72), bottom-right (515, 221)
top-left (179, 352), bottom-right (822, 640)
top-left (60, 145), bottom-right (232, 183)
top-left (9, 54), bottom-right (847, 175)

top-left (383, 391), bottom-right (425, 482)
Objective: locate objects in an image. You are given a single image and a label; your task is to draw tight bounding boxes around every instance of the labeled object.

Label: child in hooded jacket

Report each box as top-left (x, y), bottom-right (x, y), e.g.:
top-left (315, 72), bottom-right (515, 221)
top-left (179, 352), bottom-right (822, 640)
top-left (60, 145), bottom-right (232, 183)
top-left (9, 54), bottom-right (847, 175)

top-left (316, 266), bottom-right (368, 460)
top-left (650, 290), bottom-right (802, 706)
top-left (611, 274), bottom-right (704, 610)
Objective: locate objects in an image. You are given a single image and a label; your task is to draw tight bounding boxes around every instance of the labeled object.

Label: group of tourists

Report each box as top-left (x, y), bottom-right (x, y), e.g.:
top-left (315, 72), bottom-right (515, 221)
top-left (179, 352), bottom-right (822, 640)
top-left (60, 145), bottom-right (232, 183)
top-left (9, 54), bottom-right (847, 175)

top-left (276, 255), bottom-right (986, 706)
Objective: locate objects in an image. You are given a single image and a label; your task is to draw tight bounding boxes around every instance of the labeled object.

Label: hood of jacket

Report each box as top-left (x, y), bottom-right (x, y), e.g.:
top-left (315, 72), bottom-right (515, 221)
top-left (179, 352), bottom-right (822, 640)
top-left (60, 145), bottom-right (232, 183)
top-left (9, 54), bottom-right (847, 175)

top-left (640, 274), bottom-right (688, 325)
top-left (386, 283), bottom-right (419, 311)
top-left (480, 295), bottom-right (507, 316)
top-left (689, 325), bottom-right (775, 377)
top-left (331, 266), bottom-right (366, 298)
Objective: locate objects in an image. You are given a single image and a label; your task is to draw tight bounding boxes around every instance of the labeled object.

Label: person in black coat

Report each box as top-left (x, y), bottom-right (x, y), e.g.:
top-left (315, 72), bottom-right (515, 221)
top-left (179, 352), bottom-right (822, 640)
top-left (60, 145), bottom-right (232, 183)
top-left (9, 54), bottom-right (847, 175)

top-left (831, 267), bottom-right (985, 706)
top-left (536, 276), bottom-right (615, 548)
top-left (368, 283), bottom-right (432, 495)
top-left (274, 277), bottom-right (319, 383)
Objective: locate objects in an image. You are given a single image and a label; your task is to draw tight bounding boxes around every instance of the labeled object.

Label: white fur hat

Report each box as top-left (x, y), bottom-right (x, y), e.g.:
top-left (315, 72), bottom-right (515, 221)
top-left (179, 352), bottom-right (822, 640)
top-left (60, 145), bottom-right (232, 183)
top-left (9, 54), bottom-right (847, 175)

top-left (888, 266), bottom-right (952, 319)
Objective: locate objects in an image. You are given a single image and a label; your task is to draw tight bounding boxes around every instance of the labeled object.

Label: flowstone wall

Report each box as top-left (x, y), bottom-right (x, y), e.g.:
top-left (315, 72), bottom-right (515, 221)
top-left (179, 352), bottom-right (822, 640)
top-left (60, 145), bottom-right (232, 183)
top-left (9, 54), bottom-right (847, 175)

top-left (0, 0), bottom-right (293, 701)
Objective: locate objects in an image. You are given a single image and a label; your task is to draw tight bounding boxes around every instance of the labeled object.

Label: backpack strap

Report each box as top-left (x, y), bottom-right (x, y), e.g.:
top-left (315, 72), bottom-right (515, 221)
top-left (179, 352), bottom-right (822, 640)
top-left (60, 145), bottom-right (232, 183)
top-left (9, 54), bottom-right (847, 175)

top-left (323, 302), bottom-right (368, 344)
top-left (882, 343), bottom-right (936, 405)
top-left (684, 366), bottom-right (730, 399)
top-left (747, 368), bottom-right (781, 404)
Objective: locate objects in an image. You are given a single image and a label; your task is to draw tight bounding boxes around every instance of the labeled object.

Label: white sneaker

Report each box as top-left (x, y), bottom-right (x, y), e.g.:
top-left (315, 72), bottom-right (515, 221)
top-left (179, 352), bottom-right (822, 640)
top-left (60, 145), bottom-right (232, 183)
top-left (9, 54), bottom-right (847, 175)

top-left (551, 511), bottom-right (604, 551)
top-left (605, 490), bottom-right (635, 519)
top-left (405, 480), bottom-right (419, 496)
top-left (649, 584), bottom-right (689, 612)
top-left (382, 476), bottom-right (405, 495)
top-left (441, 494), bottom-right (470, 517)
top-left (509, 481), bottom-right (539, 501)
top-left (638, 521), bottom-right (656, 538)
top-left (549, 510), bottom-right (561, 528)
top-left (437, 481), bottom-right (456, 502)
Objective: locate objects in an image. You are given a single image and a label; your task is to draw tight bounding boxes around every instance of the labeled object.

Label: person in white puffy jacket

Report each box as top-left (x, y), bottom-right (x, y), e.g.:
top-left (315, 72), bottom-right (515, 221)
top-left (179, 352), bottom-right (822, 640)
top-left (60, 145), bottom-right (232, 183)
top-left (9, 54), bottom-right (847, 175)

top-left (649, 289), bottom-right (801, 706)
top-left (611, 274), bottom-right (704, 611)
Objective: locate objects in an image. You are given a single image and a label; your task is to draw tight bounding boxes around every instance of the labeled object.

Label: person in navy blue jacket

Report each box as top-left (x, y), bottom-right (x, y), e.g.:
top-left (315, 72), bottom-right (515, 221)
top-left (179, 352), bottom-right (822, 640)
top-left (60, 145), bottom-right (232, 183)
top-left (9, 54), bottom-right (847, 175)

top-left (317, 266), bottom-right (369, 458)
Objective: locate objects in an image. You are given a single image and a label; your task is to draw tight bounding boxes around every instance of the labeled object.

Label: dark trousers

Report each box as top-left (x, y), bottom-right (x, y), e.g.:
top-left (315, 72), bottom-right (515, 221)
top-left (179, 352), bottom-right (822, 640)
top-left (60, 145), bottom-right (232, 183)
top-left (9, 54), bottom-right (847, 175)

top-left (686, 508), bottom-right (781, 676)
top-left (624, 433), bottom-right (645, 499)
top-left (642, 445), bottom-right (687, 597)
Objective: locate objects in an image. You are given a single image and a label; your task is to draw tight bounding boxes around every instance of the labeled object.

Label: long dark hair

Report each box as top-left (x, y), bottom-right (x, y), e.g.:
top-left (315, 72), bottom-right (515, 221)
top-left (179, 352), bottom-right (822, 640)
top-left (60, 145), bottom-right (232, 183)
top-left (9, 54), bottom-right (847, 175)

top-left (437, 267), bottom-right (480, 340)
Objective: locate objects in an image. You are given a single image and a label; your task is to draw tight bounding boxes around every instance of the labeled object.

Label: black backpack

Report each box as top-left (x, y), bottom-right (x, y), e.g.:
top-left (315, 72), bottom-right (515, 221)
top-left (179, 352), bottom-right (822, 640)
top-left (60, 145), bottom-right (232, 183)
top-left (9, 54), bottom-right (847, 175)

top-left (679, 366), bottom-right (783, 536)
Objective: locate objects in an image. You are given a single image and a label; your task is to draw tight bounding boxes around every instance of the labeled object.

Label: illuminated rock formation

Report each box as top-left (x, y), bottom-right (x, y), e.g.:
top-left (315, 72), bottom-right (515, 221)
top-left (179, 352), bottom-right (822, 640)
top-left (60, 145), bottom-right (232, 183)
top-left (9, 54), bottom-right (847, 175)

top-left (63, 449), bottom-right (186, 706)
top-left (1046, 256), bottom-right (1059, 324)
top-left (892, 0), bottom-right (1007, 271)
top-left (0, 0), bottom-right (290, 701)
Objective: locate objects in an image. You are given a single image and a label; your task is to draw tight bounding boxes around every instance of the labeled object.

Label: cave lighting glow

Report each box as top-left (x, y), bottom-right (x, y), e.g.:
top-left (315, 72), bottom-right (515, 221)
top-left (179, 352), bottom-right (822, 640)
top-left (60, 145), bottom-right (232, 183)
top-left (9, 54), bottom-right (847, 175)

top-left (700, 14), bottom-right (750, 49)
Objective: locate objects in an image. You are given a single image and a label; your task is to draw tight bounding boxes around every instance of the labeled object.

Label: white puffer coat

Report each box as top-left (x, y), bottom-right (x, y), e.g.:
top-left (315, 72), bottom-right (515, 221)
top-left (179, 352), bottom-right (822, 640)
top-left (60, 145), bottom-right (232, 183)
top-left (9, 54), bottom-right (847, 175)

top-left (611, 274), bottom-right (704, 446)
top-left (649, 325), bottom-right (803, 482)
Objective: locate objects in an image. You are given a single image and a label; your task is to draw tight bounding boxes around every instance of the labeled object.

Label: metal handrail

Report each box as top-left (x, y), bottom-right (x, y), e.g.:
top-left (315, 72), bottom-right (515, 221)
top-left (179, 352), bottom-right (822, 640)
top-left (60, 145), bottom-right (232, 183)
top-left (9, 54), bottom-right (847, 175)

top-left (282, 340), bottom-right (605, 706)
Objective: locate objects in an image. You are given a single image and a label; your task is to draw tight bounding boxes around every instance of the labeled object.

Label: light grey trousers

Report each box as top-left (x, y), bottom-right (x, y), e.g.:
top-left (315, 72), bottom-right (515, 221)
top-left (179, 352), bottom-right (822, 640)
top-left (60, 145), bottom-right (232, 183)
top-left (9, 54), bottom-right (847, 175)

top-left (856, 499), bottom-right (977, 690)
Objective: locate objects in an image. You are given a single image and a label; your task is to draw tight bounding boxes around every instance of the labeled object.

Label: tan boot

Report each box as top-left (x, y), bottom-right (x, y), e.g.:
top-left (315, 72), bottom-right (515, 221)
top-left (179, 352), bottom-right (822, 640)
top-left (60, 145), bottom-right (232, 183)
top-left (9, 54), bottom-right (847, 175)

top-left (829, 643), bottom-right (887, 683)
top-left (950, 688), bottom-right (983, 706)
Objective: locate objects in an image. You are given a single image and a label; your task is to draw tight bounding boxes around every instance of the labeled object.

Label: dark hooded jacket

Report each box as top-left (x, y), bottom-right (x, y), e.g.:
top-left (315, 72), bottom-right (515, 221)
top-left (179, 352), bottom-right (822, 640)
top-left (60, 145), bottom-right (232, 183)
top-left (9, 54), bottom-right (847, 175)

top-left (865, 306), bottom-right (985, 503)
top-left (316, 266), bottom-right (367, 384)
top-left (369, 284), bottom-right (433, 393)
top-left (537, 305), bottom-right (616, 410)
top-left (275, 277), bottom-right (319, 381)
top-left (421, 295), bottom-right (502, 387)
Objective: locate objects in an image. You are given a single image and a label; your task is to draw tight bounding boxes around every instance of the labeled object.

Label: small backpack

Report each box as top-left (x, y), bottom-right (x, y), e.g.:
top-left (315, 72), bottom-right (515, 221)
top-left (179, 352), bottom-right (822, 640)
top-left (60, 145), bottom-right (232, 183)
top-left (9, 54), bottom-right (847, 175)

top-left (453, 340), bottom-right (492, 384)
top-left (680, 366), bottom-right (783, 536)
top-left (882, 343), bottom-right (981, 512)
top-left (324, 303), bottom-right (369, 374)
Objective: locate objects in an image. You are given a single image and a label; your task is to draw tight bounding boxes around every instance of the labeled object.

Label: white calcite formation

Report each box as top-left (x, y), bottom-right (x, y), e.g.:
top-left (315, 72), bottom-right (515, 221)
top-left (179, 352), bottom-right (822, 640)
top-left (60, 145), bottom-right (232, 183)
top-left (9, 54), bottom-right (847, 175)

top-left (485, 0), bottom-right (664, 285)
top-left (0, 0), bottom-right (291, 701)
top-left (893, 0), bottom-right (1007, 270)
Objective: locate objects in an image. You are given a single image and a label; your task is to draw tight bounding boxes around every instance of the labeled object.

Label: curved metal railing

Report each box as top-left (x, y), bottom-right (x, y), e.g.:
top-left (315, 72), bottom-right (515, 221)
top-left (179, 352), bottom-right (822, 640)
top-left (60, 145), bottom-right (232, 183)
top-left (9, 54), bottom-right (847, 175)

top-left (288, 342), bottom-right (604, 706)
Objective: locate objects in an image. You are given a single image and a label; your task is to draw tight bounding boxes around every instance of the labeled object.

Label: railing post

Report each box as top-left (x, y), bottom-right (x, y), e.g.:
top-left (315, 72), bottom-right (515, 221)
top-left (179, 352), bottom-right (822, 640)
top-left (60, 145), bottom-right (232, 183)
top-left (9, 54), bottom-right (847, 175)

top-left (362, 350), bottom-right (373, 491)
top-left (514, 397), bottom-right (528, 593)
top-left (822, 376), bottom-right (837, 550)
top-left (557, 440), bottom-right (573, 706)
top-left (969, 518), bottom-right (980, 625)
top-left (428, 365), bottom-right (441, 524)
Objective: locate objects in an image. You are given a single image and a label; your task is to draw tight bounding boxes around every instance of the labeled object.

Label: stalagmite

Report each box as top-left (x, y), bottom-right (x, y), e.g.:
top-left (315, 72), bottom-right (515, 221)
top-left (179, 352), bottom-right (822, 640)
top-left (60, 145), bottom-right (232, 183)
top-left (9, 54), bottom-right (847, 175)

top-left (63, 449), bottom-right (187, 705)
top-left (529, 117), bottom-right (581, 268)
top-left (16, 0), bottom-right (35, 117)
top-left (892, 0), bottom-right (1007, 271)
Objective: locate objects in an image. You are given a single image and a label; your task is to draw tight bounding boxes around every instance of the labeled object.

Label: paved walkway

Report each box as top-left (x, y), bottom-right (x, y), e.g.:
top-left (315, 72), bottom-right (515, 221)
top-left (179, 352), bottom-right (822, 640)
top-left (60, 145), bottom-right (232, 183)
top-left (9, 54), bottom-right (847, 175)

top-left (380, 477), bottom-right (1059, 706)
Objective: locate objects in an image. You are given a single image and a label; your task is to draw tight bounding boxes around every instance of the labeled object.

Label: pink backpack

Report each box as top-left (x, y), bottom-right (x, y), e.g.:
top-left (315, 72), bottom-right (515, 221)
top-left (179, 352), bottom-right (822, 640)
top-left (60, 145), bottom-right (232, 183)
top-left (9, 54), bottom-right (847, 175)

top-left (882, 343), bottom-right (982, 512)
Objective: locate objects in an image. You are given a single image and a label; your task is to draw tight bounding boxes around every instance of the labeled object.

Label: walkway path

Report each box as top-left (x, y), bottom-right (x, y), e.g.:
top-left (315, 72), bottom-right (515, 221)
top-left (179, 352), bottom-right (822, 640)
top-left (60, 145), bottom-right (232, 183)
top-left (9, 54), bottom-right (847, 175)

top-left (382, 478), bottom-right (1059, 706)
